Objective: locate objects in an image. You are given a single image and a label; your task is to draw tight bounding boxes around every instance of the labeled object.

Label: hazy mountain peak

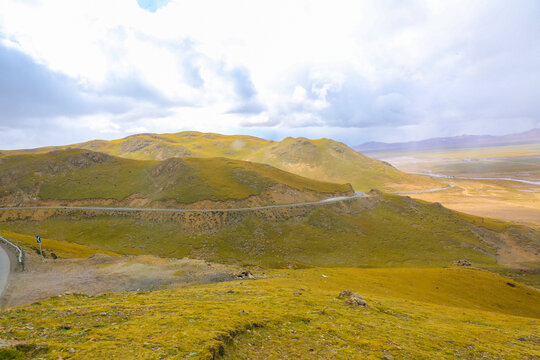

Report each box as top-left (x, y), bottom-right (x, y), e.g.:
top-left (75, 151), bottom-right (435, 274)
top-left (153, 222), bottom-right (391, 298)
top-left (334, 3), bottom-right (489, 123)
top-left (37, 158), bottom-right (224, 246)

top-left (355, 128), bottom-right (540, 153)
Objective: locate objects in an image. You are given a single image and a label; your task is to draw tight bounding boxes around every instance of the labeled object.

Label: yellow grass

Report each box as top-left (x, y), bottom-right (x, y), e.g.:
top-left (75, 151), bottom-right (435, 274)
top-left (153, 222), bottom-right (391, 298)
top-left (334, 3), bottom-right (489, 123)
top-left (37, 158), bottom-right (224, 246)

top-left (1, 230), bottom-right (119, 258)
top-left (0, 267), bottom-right (538, 359)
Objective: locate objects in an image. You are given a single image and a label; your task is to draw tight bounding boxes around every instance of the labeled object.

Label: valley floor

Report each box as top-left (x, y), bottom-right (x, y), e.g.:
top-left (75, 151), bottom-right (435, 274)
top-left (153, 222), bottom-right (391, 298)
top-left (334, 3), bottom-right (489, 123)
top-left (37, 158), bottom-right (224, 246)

top-left (407, 178), bottom-right (540, 229)
top-left (375, 149), bottom-right (540, 229)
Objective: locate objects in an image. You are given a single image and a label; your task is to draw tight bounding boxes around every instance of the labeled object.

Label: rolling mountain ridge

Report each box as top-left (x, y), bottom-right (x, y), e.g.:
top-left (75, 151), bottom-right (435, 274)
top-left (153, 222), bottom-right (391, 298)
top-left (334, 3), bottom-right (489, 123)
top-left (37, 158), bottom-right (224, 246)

top-left (0, 131), bottom-right (442, 192)
top-left (0, 149), bottom-right (352, 207)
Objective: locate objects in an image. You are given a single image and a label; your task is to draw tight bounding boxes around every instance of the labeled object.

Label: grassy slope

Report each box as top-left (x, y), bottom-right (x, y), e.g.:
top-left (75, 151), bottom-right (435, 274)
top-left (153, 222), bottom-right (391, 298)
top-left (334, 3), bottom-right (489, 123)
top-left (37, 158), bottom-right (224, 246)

top-left (0, 267), bottom-right (538, 359)
top-left (0, 149), bottom-right (351, 205)
top-left (244, 137), bottom-right (441, 191)
top-left (0, 132), bottom-right (441, 192)
top-left (0, 230), bottom-right (119, 258)
top-left (0, 132), bottom-right (273, 160)
top-left (3, 193), bottom-right (532, 270)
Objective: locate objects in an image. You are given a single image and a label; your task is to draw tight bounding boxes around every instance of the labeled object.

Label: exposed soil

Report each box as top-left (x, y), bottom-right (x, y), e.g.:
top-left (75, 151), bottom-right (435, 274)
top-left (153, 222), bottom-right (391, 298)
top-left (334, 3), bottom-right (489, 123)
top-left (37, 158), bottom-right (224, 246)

top-left (0, 252), bottom-right (250, 308)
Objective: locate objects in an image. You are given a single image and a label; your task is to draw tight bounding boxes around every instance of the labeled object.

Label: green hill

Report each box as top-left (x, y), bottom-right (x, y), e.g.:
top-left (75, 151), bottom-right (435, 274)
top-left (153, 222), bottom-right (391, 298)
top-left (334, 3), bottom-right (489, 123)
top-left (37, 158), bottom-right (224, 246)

top-left (0, 131), bottom-right (442, 191)
top-left (0, 149), bottom-right (352, 206)
top-left (244, 136), bottom-right (439, 191)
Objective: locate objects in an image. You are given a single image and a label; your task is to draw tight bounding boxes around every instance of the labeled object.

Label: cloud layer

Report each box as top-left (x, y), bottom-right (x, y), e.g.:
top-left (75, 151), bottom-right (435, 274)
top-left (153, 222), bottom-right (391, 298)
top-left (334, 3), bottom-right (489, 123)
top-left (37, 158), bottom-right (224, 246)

top-left (0, 0), bottom-right (538, 148)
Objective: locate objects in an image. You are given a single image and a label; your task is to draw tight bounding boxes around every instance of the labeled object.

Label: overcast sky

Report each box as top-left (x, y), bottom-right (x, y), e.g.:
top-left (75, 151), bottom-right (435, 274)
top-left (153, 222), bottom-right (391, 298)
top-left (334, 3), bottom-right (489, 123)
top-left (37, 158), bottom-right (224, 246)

top-left (0, 0), bottom-right (539, 149)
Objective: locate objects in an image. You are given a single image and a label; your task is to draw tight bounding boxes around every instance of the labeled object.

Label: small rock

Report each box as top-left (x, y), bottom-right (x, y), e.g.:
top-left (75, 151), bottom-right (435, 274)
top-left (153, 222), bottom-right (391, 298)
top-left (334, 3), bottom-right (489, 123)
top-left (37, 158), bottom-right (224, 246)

top-left (452, 259), bottom-right (471, 267)
top-left (337, 290), bottom-right (367, 307)
top-left (236, 271), bottom-right (254, 280)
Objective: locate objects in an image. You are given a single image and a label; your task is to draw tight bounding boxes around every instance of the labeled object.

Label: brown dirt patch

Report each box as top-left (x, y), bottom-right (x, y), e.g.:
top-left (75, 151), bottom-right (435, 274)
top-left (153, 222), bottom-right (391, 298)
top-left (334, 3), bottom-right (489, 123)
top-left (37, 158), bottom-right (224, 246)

top-left (0, 252), bottom-right (249, 308)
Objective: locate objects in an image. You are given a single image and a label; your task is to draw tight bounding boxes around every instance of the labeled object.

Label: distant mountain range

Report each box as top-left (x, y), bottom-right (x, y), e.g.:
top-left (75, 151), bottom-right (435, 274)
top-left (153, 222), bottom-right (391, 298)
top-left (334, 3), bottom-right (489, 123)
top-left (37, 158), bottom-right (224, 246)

top-left (355, 128), bottom-right (540, 153)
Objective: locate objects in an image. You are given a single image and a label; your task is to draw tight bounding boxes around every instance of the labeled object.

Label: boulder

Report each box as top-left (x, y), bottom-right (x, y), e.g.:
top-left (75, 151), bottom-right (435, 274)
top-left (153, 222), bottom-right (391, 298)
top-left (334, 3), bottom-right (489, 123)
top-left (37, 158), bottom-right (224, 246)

top-left (452, 259), bottom-right (472, 267)
top-left (236, 270), bottom-right (254, 280)
top-left (337, 290), bottom-right (367, 307)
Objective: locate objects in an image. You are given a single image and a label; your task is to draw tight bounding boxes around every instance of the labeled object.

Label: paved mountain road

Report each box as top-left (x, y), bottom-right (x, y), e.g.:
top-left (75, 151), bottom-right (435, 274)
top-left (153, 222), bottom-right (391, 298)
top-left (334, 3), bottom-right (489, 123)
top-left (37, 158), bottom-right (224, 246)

top-left (0, 192), bottom-right (368, 213)
top-left (0, 186), bottom-right (467, 297)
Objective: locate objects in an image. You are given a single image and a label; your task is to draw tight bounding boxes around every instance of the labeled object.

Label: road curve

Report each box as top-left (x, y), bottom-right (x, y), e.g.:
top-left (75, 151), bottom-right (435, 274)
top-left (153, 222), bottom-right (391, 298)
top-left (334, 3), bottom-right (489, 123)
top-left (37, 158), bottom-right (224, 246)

top-left (0, 192), bottom-right (367, 213)
top-left (0, 245), bottom-right (9, 297)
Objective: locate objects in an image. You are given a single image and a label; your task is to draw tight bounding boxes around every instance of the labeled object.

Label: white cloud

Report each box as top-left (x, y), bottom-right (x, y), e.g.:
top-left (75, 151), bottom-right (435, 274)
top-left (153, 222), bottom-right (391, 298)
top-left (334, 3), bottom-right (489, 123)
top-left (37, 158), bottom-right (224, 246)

top-left (0, 0), bottom-right (538, 147)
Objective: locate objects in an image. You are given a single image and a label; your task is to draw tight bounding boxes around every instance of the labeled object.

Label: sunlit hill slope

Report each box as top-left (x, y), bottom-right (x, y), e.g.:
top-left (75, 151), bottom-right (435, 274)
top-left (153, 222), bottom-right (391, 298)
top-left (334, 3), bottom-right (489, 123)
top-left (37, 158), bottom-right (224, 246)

top-left (0, 149), bottom-right (352, 207)
top-left (0, 131), bottom-right (442, 192)
top-left (0, 267), bottom-right (538, 359)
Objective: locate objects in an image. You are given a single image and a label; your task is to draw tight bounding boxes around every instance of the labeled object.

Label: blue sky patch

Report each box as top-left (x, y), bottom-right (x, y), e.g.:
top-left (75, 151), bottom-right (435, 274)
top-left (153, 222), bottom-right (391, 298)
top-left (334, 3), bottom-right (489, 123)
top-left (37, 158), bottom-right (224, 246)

top-left (137, 0), bottom-right (172, 13)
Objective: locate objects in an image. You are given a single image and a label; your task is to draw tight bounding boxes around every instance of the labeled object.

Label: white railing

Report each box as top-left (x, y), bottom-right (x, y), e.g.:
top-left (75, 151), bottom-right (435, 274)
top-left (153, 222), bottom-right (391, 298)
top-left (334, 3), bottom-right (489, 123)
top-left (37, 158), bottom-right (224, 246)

top-left (0, 234), bottom-right (23, 265)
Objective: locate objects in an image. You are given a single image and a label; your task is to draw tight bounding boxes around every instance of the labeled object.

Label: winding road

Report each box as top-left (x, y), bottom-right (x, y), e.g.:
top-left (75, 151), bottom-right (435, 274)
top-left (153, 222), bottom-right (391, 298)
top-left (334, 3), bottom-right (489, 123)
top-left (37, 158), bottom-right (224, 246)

top-left (0, 246), bottom-right (9, 297)
top-left (0, 192), bottom-right (367, 296)
top-left (0, 192), bottom-right (368, 213)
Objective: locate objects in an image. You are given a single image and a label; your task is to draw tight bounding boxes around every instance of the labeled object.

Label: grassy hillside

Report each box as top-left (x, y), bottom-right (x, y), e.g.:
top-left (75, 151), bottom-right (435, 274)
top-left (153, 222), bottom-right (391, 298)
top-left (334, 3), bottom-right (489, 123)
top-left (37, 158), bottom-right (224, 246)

top-left (0, 132), bottom-right (272, 160)
top-left (0, 230), bottom-right (119, 258)
top-left (244, 137), bottom-right (440, 191)
top-left (3, 193), bottom-right (538, 274)
top-left (0, 149), bottom-right (351, 206)
top-left (0, 132), bottom-right (442, 192)
top-left (0, 267), bottom-right (538, 359)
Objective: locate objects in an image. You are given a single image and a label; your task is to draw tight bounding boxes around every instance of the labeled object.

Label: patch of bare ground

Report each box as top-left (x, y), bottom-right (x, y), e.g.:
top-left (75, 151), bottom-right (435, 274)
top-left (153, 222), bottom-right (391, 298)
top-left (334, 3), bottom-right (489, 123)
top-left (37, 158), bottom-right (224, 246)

top-left (467, 225), bottom-right (540, 270)
top-left (496, 233), bottom-right (540, 269)
top-left (0, 252), bottom-right (252, 308)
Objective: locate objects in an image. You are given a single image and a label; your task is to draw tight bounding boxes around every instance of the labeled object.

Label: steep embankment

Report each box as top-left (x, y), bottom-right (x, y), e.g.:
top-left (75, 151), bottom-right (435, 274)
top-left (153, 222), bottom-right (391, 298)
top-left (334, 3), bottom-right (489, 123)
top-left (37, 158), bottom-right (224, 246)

top-left (0, 149), bottom-right (352, 208)
top-left (0, 131), bottom-right (441, 191)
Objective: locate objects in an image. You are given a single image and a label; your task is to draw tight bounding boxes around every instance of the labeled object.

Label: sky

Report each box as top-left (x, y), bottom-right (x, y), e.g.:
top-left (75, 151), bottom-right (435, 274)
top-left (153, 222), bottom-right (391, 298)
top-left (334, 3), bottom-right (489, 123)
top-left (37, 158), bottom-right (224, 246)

top-left (0, 0), bottom-right (539, 149)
